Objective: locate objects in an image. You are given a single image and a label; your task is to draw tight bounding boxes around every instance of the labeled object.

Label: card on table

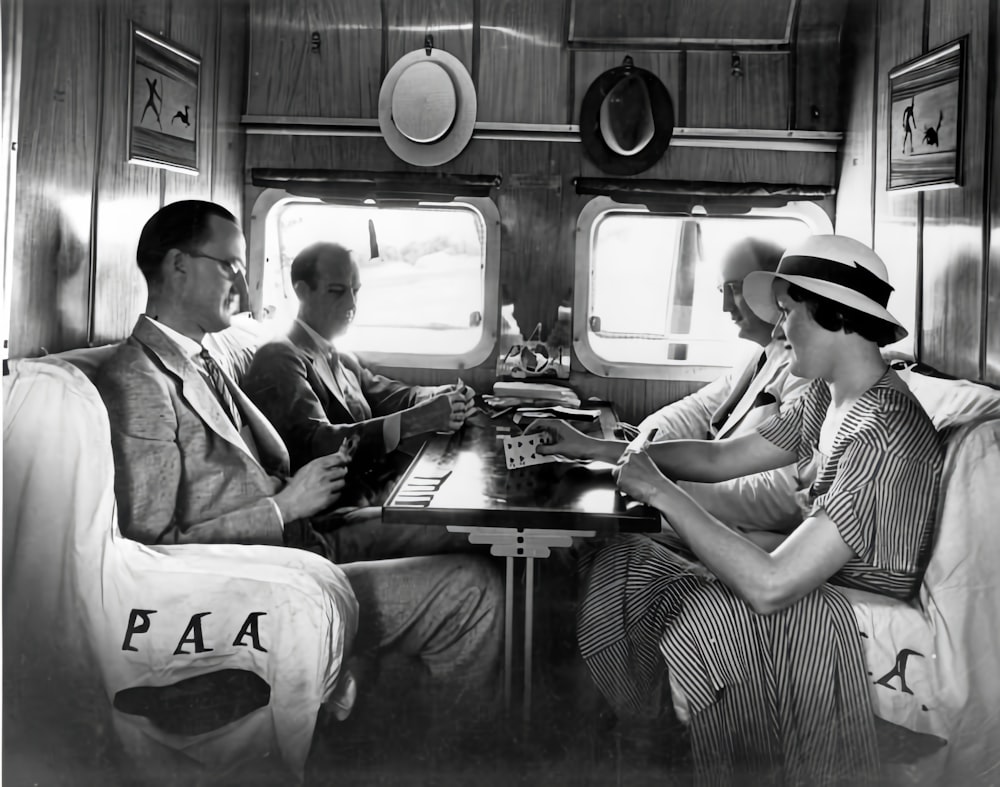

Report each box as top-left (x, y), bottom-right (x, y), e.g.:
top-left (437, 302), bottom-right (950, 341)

top-left (502, 432), bottom-right (556, 469)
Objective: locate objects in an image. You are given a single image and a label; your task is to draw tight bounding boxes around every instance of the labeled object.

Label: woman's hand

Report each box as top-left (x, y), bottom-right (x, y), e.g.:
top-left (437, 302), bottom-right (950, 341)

top-left (614, 449), bottom-right (673, 506)
top-left (523, 418), bottom-right (595, 459)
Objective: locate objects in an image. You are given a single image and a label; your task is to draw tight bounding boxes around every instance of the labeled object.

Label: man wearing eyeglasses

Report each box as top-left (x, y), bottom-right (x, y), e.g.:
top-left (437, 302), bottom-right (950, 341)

top-left (538, 237), bottom-right (812, 541)
top-left (96, 200), bottom-right (503, 742)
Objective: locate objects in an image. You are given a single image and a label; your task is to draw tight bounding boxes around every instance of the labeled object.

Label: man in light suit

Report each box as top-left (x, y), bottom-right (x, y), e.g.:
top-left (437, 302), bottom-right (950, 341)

top-left (530, 237), bottom-right (811, 540)
top-left (97, 200), bottom-right (501, 747)
top-left (243, 241), bottom-right (477, 562)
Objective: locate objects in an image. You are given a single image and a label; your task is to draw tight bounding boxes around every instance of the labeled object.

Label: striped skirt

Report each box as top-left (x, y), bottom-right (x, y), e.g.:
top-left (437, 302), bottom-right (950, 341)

top-left (577, 535), bottom-right (879, 785)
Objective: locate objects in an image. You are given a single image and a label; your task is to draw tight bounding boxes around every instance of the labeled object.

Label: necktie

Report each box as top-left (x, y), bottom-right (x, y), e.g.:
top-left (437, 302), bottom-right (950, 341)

top-left (710, 350), bottom-right (767, 437)
top-left (328, 349), bottom-right (369, 421)
top-left (199, 347), bottom-right (243, 429)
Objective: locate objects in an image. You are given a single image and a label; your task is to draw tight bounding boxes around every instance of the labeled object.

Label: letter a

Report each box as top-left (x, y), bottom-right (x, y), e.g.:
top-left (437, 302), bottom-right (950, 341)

top-left (173, 612), bottom-right (214, 655)
top-left (233, 612), bottom-right (268, 652)
top-left (874, 648), bottom-right (923, 694)
top-left (122, 609), bottom-right (157, 652)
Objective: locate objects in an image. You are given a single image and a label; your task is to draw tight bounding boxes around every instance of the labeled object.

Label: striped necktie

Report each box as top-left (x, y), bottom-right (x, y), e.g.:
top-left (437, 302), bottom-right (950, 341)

top-left (199, 347), bottom-right (242, 429)
top-left (327, 348), bottom-right (369, 421)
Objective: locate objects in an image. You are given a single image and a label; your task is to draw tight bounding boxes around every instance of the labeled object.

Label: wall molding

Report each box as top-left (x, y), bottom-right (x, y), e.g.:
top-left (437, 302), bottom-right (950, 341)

top-left (241, 115), bottom-right (841, 152)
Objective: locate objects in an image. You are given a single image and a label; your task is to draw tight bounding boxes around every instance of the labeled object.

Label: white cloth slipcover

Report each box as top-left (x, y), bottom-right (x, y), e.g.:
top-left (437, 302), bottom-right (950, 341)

top-left (3, 357), bottom-right (357, 780)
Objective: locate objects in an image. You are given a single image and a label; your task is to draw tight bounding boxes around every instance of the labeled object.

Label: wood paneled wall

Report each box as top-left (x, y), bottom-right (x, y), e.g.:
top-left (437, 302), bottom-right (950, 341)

top-left (244, 0), bottom-right (846, 420)
top-left (836, 0), bottom-right (999, 385)
top-left (9, 0), bottom-right (247, 357)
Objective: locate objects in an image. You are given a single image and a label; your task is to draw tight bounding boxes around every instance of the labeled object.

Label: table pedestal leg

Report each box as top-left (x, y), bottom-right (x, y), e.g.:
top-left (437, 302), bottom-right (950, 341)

top-left (504, 556), bottom-right (514, 712)
top-left (523, 556), bottom-right (534, 727)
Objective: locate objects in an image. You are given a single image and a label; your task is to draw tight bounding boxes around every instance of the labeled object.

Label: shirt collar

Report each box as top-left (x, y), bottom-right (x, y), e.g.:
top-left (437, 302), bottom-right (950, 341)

top-left (146, 316), bottom-right (205, 360)
top-left (295, 317), bottom-right (335, 355)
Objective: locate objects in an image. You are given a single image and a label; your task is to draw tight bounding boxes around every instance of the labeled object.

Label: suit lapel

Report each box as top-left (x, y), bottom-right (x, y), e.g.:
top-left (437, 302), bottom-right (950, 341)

top-left (288, 321), bottom-right (354, 417)
top-left (133, 317), bottom-right (263, 465)
top-left (714, 348), bottom-right (768, 439)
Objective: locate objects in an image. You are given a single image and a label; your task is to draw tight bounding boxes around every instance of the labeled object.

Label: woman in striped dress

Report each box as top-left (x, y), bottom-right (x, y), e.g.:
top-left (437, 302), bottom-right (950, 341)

top-left (545, 236), bottom-right (942, 783)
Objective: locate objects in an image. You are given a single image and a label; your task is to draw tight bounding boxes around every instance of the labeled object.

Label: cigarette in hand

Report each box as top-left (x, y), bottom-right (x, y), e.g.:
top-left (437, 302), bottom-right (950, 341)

top-left (623, 427), bottom-right (659, 455)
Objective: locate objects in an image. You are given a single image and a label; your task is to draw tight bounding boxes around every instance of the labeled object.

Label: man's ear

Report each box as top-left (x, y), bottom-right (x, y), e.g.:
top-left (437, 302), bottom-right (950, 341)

top-left (162, 248), bottom-right (188, 281)
top-left (292, 279), bottom-right (310, 300)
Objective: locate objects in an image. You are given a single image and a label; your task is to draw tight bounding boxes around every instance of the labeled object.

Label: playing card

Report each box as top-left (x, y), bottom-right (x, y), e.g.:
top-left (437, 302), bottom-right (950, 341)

top-left (502, 432), bottom-right (556, 469)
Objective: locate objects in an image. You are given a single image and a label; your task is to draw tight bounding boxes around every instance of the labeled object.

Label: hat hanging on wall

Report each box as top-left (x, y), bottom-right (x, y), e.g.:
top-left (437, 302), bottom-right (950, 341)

top-left (578, 56), bottom-right (675, 176)
top-left (378, 36), bottom-right (477, 167)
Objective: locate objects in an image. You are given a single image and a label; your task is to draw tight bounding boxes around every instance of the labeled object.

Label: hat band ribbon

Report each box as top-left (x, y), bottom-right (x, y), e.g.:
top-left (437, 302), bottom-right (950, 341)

top-left (778, 255), bottom-right (894, 306)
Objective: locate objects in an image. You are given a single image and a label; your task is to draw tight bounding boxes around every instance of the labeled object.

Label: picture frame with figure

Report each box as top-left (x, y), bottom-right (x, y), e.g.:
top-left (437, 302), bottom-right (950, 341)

top-left (887, 37), bottom-right (965, 192)
top-left (127, 24), bottom-right (200, 175)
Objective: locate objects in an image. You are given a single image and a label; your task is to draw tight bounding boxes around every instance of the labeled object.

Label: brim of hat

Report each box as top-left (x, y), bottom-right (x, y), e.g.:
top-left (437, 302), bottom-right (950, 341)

top-left (743, 271), bottom-right (908, 342)
top-left (579, 66), bottom-right (674, 176)
top-left (378, 49), bottom-right (477, 167)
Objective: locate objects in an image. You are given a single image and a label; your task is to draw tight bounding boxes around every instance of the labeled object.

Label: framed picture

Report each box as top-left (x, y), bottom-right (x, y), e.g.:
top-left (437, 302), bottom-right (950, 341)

top-left (127, 24), bottom-right (200, 175)
top-left (887, 37), bottom-right (966, 192)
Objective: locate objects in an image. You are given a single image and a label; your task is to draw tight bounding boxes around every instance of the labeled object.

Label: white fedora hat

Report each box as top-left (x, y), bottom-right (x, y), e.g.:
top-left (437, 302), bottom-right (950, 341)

top-left (743, 234), bottom-right (907, 342)
top-left (378, 45), bottom-right (477, 167)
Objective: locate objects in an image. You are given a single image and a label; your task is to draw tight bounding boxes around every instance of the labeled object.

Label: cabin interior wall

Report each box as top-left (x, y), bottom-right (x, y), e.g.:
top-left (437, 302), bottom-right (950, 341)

top-left (837, 0), bottom-right (1000, 385)
top-left (7, 0), bottom-right (247, 358)
top-left (244, 0), bottom-right (847, 423)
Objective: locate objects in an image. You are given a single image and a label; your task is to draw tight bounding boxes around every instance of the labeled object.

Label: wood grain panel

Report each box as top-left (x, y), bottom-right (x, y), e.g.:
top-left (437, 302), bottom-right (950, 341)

top-left (212, 0), bottom-right (249, 221)
top-left (579, 143), bottom-right (837, 186)
top-left (246, 0), bottom-right (381, 118)
top-left (163, 0), bottom-right (218, 205)
top-left (987, 0), bottom-right (1000, 384)
top-left (834, 0), bottom-right (876, 243)
top-left (9, 0), bottom-right (100, 356)
top-left (871, 0), bottom-right (922, 357)
top-left (572, 51), bottom-right (682, 130)
top-left (795, 0), bottom-right (851, 131)
top-left (569, 0), bottom-right (795, 44)
top-left (685, 52), bottom-right (788, 129)
top-left (478, 0), bottom-right (568, 123)
top-left (384, 0), bottom-right (474, 79)
top-left (920, 0), bottom-right (987, 379)
top-left (91, 0), bottom-right (168, 345)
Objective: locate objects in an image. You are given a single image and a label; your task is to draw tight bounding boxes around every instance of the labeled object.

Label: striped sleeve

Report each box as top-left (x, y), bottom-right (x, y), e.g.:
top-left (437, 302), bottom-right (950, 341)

top-left (757, 379), bottom-right (827, 455)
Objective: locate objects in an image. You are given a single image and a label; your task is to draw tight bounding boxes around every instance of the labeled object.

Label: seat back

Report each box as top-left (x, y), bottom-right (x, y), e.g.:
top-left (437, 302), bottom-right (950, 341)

top-left (3, 354), bottom-right (355, 783)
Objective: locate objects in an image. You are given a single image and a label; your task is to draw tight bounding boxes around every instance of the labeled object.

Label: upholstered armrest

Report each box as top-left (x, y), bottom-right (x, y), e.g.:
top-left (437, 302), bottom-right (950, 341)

top-left (3, 357), bottom-right (356, 780)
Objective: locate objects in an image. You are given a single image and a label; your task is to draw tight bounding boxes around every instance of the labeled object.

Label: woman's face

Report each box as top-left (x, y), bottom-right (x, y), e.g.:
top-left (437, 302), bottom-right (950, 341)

top-left (772, 280), bottom-right (833, 379)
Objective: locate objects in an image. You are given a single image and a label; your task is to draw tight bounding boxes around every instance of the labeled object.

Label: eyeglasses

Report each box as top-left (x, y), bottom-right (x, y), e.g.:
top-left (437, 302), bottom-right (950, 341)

top-left (718, 280), bottom-right (743, 298)
top-left (184, 250), bottom-right (246, 278)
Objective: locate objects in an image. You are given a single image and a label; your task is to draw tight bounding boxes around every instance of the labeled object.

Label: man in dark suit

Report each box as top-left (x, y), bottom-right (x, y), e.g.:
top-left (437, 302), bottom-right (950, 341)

top-left (243, 241), bottom-right (477, 561)
top-left (97, 200), bottom-right (501, 744)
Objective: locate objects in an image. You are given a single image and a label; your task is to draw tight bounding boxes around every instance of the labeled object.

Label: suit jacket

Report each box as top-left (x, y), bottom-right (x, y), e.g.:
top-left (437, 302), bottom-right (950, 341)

top-left (97, 316), bottom-right (291, 546)
top-left (637, 340), bottom-right (812, 532)
top-left (243, 321), bottom-right (428, 480)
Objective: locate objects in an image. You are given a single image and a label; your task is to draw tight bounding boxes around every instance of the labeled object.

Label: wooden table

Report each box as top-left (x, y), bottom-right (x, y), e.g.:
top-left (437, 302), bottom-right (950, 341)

top-left (382, 402), bottom-right (659, 723)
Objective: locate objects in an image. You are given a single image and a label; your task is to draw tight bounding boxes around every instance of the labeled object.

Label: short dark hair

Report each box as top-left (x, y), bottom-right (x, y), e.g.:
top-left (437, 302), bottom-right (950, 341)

top-left (290, 242), bottom-right (352, 290)
top-left (136, 200), bottom-right (239, 284)
top-left (786, 284), bottom-right (898, 346)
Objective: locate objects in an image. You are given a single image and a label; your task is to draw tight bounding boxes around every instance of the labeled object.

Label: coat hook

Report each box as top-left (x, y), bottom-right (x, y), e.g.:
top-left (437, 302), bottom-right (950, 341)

top-left (424, 34), bottom-right (434, 55)
top-left (730, 51), bottom-right (743, 77)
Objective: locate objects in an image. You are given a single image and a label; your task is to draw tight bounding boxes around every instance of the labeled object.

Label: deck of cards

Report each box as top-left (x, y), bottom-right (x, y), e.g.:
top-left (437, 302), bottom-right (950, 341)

top-left (502, 432), bottom-right (556, 469)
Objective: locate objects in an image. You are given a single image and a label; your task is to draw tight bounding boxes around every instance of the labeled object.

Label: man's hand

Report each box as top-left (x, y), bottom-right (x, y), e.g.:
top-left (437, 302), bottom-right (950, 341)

top-left (404, 388), bottom-right (472, 435)
top-left (272, 453), bottom-right (350, 522)
top-left (613, 449), bottom-right (672, 507)
top-left (523, 418), bottom-right (597, 459)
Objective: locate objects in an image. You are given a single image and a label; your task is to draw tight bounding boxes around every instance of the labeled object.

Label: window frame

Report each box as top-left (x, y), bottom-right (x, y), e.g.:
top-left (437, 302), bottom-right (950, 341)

top-left (249, 187), bottom-right (501, 370)
top-left (572, 195), bottom-right (833, 381)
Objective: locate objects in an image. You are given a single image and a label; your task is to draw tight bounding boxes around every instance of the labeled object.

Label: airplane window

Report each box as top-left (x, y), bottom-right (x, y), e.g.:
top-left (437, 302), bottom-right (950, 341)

top-left (575, 197), bottom-right (832, 380)
top-left (251, 191), bottom-right (499, 369)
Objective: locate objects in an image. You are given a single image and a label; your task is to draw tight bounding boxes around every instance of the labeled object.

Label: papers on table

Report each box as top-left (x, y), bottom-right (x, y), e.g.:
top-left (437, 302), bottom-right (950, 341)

top-left (491, 382), bottom-right (581, 407)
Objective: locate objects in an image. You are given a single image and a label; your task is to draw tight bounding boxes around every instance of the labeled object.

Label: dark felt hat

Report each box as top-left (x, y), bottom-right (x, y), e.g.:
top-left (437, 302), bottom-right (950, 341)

top-left (579, 56), bottom-right (675, 176)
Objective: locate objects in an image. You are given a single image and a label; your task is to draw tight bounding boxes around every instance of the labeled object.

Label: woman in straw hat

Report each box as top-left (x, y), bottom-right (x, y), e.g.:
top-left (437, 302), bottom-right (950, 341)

top-left (573, 235), bottom-right (943, 782)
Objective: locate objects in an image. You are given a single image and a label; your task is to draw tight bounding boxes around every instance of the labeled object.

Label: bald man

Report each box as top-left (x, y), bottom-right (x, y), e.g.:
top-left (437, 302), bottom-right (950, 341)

top-left (243, 242), bottom-right (476, 563)
top-left (636, 237), bottom-right (811, 536)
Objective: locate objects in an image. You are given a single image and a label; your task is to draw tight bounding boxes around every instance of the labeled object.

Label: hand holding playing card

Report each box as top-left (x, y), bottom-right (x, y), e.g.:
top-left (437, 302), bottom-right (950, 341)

top-left (503, 432), bottom-right (558, 469)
